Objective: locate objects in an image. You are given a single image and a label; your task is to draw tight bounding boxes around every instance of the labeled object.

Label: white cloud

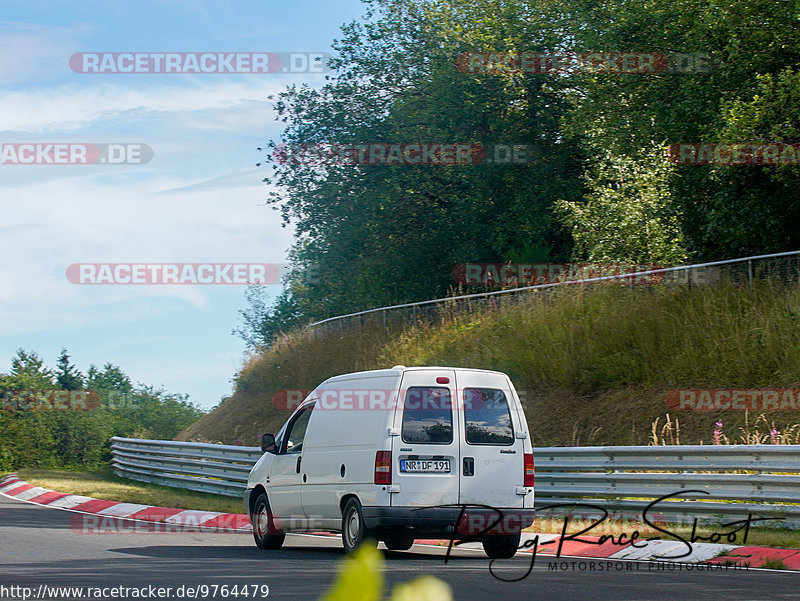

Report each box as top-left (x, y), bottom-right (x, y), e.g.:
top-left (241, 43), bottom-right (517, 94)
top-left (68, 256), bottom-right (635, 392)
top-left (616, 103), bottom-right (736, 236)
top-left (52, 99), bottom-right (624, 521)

top-left (156, 170), bottom-right (269, 194)
top-left (0, 173), bottom-right (293, 335)
top-left (0, 21), bottom-right (93, 84)
top-left (0, 76), bottom-right (316, 133)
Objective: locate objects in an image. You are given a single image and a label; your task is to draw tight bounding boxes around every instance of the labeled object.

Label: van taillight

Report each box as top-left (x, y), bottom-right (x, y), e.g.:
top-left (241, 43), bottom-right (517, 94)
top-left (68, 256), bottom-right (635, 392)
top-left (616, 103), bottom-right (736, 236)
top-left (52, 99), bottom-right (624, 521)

top-left (374, 450), bottom-right (392, 485)
top-left (524, 453), bottom-right (535, 487)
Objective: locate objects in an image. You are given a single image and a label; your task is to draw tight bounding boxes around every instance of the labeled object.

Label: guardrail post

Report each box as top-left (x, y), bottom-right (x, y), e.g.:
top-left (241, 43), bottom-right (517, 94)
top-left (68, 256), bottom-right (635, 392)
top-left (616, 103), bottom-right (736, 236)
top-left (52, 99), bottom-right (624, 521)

top-left (382, 310), bottom-right (387, 333)
top-left (748, 259), bottom-right (753, 286)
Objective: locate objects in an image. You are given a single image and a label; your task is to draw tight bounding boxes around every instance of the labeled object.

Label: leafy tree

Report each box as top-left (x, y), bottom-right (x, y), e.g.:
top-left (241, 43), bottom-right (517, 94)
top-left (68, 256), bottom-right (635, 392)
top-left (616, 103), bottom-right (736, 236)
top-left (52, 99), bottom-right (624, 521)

top-left (240, 0), bottom-right (800, 342)
top-left (1, 349), bottom-right (54, 390)
top-left (254, 0), bottom-right (582, 339)
top-left (233, 284), bottom-right (306, 350)
top-left (55, 348), bottom-right (83, 391)
top-left (108, 384), bottom-right (204, 441)
top-left (86, 363), bottom-right (133, 394)
top-left (557, 144), bottom-right (689, 265)
top-left (553, 0), bottom-right (800, 259)
top-left (682, 67), bottom-right (800, 256)
top-left (723, 68), bottom-right (800, 144)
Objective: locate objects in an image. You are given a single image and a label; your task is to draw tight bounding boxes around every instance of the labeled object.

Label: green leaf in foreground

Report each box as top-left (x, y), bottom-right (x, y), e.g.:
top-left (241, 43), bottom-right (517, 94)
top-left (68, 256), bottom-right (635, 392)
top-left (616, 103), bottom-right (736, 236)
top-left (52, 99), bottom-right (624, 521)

top-left (319, 543), bottom-right (453, 601)
top-left (320, 543), bottom-right (383, 601)
top-left (388, 575), bottom-right (453, 601)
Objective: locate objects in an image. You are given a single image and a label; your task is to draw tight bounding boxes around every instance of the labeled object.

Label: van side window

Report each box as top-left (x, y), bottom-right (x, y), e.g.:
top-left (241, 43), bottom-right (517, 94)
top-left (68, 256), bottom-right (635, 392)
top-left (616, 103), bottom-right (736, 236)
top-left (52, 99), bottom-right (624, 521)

top-left (281, 403), bottom-right (315, 454)
top-left (401, 387), bottom-right (453, 444)
top-left (463, 388), bottom-right (514, 445)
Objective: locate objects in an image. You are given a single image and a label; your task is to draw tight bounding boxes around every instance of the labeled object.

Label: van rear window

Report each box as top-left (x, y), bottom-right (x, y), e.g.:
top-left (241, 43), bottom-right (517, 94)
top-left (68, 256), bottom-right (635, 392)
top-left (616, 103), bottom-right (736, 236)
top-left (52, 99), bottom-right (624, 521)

top-left (401, 387), bottom-right (453, 444)
top-left (464, 388), bottom-right (514, 445)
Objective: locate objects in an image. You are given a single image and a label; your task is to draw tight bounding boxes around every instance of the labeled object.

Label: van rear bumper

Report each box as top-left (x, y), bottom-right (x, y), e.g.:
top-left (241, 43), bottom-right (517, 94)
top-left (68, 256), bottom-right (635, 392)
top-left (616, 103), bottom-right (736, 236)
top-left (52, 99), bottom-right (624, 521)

top-left (361, 506), bottom-right (535, 537)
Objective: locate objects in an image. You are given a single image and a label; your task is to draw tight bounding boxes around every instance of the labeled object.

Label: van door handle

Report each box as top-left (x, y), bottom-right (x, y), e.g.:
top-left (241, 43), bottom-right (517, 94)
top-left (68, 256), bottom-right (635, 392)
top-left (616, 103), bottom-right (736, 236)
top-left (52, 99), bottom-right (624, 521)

top-left (296, 456), bottom-right (302, 473)
top-left (463, 457), bottom-right (474, 477)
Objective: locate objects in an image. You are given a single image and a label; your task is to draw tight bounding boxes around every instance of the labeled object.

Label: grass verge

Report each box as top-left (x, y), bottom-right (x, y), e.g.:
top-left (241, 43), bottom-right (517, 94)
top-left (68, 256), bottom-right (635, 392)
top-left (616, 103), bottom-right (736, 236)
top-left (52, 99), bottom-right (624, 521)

top-left (15, 468), bottom-right (243, 514)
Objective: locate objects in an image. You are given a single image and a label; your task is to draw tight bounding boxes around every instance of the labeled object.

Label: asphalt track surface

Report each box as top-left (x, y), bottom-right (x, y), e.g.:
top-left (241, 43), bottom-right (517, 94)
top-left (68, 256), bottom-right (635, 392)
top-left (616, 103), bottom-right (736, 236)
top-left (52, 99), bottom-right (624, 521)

top-left (1, 495), bottom-right (798, 601)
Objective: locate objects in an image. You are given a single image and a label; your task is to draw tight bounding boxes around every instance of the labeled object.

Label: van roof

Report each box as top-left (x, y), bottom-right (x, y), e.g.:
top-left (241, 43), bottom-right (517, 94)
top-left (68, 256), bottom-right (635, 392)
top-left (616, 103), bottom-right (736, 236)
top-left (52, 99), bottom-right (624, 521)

top-left (322, 366), bottom-right (508, 384)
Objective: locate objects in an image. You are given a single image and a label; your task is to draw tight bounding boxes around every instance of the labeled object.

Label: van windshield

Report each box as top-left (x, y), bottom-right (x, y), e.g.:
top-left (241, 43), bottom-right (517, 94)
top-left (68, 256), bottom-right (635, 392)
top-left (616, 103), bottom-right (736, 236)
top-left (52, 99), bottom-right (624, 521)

top-left (463, 388), bottom-right (514, 445)
top-left (401, 387), bottom-right (453, 444)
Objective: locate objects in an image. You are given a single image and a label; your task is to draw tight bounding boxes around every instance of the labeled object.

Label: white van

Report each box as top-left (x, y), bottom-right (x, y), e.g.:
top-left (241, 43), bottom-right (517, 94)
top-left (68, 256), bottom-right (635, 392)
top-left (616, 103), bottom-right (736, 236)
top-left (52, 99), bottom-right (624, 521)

top-left (244, 366), bottom-right (534, 558)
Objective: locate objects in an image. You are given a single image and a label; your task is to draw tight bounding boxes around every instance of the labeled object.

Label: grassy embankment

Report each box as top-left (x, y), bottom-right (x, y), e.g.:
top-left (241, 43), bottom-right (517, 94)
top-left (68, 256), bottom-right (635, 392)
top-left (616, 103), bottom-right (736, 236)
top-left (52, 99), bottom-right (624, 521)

top-left (179, 279), bottom-right (800, 447)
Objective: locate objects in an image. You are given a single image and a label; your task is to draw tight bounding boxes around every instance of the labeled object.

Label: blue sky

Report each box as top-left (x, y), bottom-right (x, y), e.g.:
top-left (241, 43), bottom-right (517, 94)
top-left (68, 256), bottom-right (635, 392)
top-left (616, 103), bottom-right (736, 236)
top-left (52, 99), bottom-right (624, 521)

top-left (0, 0), bottom-right (367, 409)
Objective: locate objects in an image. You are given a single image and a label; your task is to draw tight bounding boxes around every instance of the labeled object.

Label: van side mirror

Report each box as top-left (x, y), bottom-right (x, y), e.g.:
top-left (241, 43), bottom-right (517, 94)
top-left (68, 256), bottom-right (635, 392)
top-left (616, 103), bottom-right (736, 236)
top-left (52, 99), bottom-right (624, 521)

top-left (260, 433), bottom-right (276, 453)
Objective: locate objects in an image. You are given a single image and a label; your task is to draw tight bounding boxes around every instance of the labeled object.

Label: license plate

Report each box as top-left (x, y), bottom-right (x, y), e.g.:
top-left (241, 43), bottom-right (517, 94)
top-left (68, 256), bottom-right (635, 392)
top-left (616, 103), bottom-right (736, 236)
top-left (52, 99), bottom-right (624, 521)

top-left (400, 459), bottom-right (450, 473)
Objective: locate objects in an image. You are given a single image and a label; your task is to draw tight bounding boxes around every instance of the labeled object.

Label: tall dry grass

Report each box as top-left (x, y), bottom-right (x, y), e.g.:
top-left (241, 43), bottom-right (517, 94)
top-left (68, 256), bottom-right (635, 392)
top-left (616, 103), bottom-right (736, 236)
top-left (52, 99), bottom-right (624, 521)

top-left (179, 280), bottom-right (800, 446)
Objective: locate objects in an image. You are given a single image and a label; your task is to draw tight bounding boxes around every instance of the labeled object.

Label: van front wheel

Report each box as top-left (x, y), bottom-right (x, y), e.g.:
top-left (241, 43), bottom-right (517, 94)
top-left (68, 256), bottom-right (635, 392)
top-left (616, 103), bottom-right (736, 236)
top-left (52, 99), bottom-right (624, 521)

top-left (482, 533), bottom-right (520, 559)
top-left (341, 498), bottom-right (376, 554)
top-left (252, 492), bottom-right (286, 550)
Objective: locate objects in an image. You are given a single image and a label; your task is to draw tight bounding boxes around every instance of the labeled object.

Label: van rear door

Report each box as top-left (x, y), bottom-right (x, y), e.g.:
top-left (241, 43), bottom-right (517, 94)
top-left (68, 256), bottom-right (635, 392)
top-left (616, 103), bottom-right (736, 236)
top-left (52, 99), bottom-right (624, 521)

top-left (390, 369), bottom-right (459, 507)
top-left (454, 371), bottom-right (526, 509)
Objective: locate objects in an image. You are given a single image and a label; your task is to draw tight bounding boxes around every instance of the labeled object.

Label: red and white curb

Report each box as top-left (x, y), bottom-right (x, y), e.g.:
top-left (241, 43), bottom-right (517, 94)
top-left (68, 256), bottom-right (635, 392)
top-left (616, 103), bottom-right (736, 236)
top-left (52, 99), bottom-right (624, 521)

top-left (2, 473), bottom-right (798, 568)
top-left (0, 473), bottom-right (251, 533)
top-left (415, 534), bottom-right (800, 569)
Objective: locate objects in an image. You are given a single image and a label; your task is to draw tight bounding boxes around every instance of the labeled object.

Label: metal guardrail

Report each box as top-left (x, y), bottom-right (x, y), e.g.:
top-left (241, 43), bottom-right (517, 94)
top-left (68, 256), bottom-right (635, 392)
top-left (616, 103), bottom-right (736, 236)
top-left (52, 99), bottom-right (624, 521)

top-left (305, 250), bottom-right (800, 335)
top-left (110, 437), bottom-right (263, 497)
top-left (534, 445), bottom-right (800, 527)
top-left (112, 437), bottom-right (800, 527)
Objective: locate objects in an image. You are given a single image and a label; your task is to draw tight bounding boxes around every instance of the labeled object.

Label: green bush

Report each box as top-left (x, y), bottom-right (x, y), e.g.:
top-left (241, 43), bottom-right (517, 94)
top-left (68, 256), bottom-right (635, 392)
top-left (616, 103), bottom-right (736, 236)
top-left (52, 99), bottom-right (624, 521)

top-left (0, 350), bottom-right (205, 470)
top-left (0, 446), bottom-right (15, 471)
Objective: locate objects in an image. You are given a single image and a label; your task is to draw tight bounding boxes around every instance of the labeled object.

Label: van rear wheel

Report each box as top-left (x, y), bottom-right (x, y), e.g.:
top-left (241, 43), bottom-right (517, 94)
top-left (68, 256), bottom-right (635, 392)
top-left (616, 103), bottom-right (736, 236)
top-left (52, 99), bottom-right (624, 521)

top-left (383, 534), bottom-right (414, 551)
top-left (341, 498), bottom-right (376, 554)
top-left (482, 533), bottom-right (520, 559)
top-left (252, 492), bottom-right (286, 550)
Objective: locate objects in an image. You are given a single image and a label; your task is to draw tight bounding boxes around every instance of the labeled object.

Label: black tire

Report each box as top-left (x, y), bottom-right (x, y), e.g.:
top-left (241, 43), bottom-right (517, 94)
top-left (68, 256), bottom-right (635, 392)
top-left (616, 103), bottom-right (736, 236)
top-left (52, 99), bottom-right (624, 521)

top-left (482, 533), bottom-right (521, 559)
top-left (252, 492), bottom-right (286, 550)
top-left (383, 534), bottom-right (414, 551)
top-left (341, 498), bottom-right (377, 554)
